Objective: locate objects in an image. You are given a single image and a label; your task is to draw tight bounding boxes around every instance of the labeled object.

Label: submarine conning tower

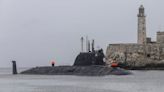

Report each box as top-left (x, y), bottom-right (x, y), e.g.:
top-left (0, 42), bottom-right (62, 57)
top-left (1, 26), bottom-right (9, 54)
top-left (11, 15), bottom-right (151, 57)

top-left (73, 37), bottom-right (105, 66)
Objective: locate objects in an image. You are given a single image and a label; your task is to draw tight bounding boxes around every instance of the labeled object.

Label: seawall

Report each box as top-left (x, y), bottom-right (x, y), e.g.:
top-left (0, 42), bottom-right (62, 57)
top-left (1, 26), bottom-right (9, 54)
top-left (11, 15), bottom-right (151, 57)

top-left (106, 43), bottom-right (164, 67)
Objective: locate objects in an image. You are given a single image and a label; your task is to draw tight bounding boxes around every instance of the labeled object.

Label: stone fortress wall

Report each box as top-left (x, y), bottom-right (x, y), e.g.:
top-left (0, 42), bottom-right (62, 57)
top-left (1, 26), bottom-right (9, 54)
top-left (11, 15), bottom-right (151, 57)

top-left (157, 32), bottom-right (164, 43)
top-left (106, 43), bottom-right (164, 67)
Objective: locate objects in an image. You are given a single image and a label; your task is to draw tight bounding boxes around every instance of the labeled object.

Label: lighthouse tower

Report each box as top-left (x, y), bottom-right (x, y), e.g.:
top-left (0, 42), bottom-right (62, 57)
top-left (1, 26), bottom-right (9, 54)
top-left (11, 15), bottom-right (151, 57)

top-left (137, 5), bottom-right (147, 44)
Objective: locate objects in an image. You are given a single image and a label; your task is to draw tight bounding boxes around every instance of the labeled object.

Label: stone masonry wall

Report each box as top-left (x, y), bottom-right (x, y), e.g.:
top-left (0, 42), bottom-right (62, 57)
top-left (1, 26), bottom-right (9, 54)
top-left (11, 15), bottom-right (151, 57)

top-left (157, 32), bottom-right (164, 44)
top-left (106, 43), bottom-right (164, 67)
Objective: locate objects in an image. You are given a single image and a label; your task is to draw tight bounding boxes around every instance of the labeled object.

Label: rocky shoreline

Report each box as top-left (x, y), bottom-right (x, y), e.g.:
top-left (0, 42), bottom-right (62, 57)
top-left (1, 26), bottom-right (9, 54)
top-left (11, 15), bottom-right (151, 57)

top-left (126, 66), bottom-right (164, 70)
top-left (20, 65), bottom-right (131, 76)
top-left (118, 62), bottom-right (164, 70)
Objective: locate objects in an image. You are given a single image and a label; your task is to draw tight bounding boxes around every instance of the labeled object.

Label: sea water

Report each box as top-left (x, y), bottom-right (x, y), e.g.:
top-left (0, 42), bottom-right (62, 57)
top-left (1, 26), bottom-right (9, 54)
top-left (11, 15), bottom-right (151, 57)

top-left (0, 68), bottom-right (164, 92)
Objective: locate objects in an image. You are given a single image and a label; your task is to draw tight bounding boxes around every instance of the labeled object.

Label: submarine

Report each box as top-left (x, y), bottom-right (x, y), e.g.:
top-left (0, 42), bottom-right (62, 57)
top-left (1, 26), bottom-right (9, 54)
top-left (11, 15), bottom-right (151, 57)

top-left (20, 37), bottom-right (131, 76)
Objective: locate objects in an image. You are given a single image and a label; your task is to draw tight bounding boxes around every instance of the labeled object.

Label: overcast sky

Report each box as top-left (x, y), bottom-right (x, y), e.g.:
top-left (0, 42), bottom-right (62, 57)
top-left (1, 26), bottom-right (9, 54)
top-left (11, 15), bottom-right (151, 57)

top-left (0, 0), bottom-right (164, 67)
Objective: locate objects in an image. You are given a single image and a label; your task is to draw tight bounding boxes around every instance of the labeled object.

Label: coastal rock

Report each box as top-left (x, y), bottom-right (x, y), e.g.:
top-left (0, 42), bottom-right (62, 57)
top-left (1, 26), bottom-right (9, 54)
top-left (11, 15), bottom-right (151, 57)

top-left (106, 44), bottom-right (164, 68)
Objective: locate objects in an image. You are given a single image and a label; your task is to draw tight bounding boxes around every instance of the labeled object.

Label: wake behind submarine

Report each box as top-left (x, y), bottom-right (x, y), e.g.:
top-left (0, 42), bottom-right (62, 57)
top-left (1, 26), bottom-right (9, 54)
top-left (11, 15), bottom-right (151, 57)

top-left (20, 37), bottom-right (131, 76)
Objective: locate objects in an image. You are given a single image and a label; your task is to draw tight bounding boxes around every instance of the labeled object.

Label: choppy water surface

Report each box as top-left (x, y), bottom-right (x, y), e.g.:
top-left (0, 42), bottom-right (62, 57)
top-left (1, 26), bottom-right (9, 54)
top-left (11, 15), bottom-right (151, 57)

top-left (0, 68), bottom-right (164, 92)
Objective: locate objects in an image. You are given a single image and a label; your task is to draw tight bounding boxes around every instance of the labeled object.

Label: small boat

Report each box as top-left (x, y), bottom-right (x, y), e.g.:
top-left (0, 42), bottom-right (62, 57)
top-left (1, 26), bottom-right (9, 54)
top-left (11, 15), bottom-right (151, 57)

top-left (111, 62), bottom-right (118, 67)
top-left (110, 62), bottom-right (131, 75)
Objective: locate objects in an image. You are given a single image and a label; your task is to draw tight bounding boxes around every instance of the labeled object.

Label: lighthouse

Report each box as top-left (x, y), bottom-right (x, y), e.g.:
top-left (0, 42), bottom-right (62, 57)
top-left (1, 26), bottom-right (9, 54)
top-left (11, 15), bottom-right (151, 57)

top-left (137, 5), bottom-right (147, 44)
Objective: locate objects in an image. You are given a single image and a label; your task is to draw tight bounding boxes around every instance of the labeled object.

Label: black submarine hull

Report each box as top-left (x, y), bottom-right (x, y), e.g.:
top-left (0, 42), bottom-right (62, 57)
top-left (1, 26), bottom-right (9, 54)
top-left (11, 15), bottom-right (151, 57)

top-left (20, 65), bottom-right (131, 76)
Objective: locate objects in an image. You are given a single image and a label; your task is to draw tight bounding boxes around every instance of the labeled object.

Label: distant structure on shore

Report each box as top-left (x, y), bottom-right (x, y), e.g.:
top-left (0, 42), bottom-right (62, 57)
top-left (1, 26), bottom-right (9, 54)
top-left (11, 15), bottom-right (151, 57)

top-left (106, 5), bottom-right (164, 67)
